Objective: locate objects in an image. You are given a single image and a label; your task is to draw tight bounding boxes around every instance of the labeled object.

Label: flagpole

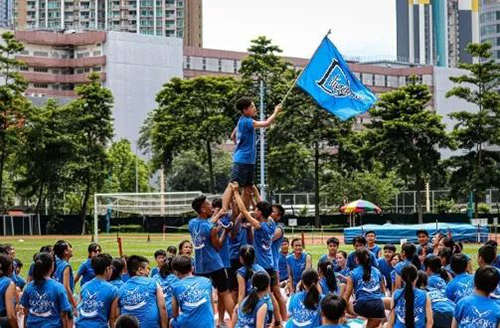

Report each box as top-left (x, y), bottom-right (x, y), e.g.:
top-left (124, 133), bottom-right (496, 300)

top-left (280, 29), bottom-right (332, 105)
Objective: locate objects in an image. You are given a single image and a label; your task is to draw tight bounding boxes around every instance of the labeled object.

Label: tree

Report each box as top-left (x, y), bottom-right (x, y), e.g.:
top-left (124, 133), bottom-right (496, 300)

top-left (366, 77), bottom-right (451, 223)
top-left (445, 43), bottom-right (500, 215)
top-left (0, 32), bottom-right (29, 211)
top-left (68, 73), bottom-right (114, 233)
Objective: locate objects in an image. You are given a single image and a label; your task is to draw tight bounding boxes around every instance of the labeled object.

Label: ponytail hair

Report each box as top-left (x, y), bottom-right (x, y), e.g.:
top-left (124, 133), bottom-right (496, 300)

top-left (242, 271), bottom-right (270, 314)
top-left (110, 257), bottom-right (124, 281)
top-left (33, 252), bottom-right (53, 286)
top-left (159, 255), bottom-right (174, 278)
top-left (318, 260), bottom-right (337, 293)
top-left (424, 255), bottom-right (449, 282)
top-left (239, 245), bottom-right (256, 282)
top-left (356, 248), bottom-right (371, 281)
top-left (401, 265), bottom-right (418, 328)
top-left (0, 255), bottom-right (12, 278)
top-left (301, 269), bottom-right (320, 310)
top-left (416, 270), bottom-right (428, 289)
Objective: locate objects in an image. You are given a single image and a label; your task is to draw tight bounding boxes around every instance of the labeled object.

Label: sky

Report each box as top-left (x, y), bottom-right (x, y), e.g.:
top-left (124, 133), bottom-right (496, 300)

top-left (203, 0), bottom-right (397, 60)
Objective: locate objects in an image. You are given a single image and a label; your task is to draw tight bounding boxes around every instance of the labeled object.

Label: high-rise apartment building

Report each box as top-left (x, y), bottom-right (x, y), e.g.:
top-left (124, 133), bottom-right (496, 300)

top-left (396, 0), bottom-right (479, 67)
top-left (12, 0), bottom-right (202, 47)
top-left (480, 0), bottom-right (500, 61)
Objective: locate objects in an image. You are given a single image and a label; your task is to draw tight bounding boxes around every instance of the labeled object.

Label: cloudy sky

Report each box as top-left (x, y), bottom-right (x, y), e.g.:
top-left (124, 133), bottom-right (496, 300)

top-left (203, 0), bottom-right (396, 59)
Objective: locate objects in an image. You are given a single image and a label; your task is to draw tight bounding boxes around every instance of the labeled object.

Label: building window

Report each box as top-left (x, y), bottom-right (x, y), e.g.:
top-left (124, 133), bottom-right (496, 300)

top-left (19, 66), bottom-right (28, 71)
top-left (33, 83), bottom-right (48, 88)
top-left (34, 67), bottom-right (48, 72)
top-left (93, 50), bottom-right (101, 56)
top-left (33, 51), bottom-right (48, 57)
top-left (93, 67), bottom-right (101, 72)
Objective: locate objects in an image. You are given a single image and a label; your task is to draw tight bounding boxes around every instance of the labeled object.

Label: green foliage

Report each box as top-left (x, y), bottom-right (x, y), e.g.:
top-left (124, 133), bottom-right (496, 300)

top-left (434, 199), bottom-right (456, 214)
top-left (478, 203), bottom-right (491, 214)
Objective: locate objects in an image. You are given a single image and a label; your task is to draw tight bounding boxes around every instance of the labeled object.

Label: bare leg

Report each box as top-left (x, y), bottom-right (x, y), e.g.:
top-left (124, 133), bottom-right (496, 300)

top-left (272, 283), bottom-right (287, 321)
top-left (217, 292), bottom-right (225, 325)
top-left (242, 186), bottom-right (253, 209)
top-left (220, 290), bottom-right (235, 320)
top-left (366, 318), bottom-right (383, 328)
top-left (222, 182), bottom-right (235, 211)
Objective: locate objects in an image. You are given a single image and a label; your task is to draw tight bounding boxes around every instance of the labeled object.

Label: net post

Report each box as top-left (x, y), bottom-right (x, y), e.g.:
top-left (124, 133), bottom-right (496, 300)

top-left (94, 194), bottom-right (99, 242)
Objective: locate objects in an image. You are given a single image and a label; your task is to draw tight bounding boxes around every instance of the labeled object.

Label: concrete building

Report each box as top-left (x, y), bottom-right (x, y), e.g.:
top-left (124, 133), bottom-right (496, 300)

top-left (396, 0), bottom-right (480, 67)
top-left (12, 0), bottom-right (202, 47)
top-left (15, 29), bottom-right (183, 142)
top-left (480, 0), bottom-right (500, 61)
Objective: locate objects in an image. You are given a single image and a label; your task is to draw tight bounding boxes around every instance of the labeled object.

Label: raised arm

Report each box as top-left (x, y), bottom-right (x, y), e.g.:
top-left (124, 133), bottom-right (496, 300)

top-left (232, 183), bottom-right (261, 229)
top-left (253, 104), bottom-right (282, 128)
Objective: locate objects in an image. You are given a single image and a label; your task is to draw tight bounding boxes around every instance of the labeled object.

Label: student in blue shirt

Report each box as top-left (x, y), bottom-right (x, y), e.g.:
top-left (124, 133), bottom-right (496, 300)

top-left (416, 229), bottom-right (432, 254)
top-left (231, 270), bottom-right (272, 328)
top-left (0, 244), bottom-right (20, 292)
top-left (476, 244), bottom-right (500, 302)
top-left (317, 237), bottom-right (340, 270)
top-left (75, 242), bottom-right (101, 287)
top-left (189, 195), bottom-right (235, 320)
top-left (287, 238), bottom-right (312, 293)
top-left (439, 248), bottom-right (455, 278)
top-left (270, 204), bottom-right (288, 322)
top-left (287, 269), bottom-right (323, 328)
top-left (27, 245), bottom-right (53, 283)
top-left (53, 240), bottom-right (77, 313)
top-left (177, 240), bottom-right (195, 273)
top-left (344, 248), bottom-right (386, 328)
top-left (445, 253), bottom-right (474, 303)
top-left (319, 294), bottom-right (349, 328)
top-left (228, 215), bottom-right (249, 297)
top-left (423, 255), bottom-right (449, 291)
top-left (117, 255), bottom-right (167, 328)
top-left (365, 231), bottom-right (381, 259)
top-left (121, 255), bottom-right (130, 282)
top-left (150, 249), bottom-right (166, 277)
top-left (109, 257), bottom-right (125, 289)
top-left (388, 265), bottom-right (433, 328)
top-left (346, 236), bottom-right (379, 271)
top-left (393, 242), bottom-right (421, 292)
top-left (377, 244), bottom-right (396, 292)
top-left (171, 255), bottom-right (214, 328)
top-left (21, 252), bottom-right (73, 328)
top-left (237, 245), bottom-right (266, 303)
top-left (76, 253), bottom-right (119, 328)
top-left (0, 255), bottom-right (17, 327)
top-left (484, 240), bottom-right (500, 269)
top-left (416, 270), bottom-right (455, 328)
top-left (452, 266), bottom-right (500, 328)
top-left (318, 260), bottom-right (339, 295)
top-left (278, 237), bottom-right (290, 284)
top-left (335, 251), bottom-right (350, 284)
top-left (167, 246), bottom-right (177, 256)
top-left (152, 255), bottom-right (178, 319)
top-left (13, 258), bottom-right (25, 290)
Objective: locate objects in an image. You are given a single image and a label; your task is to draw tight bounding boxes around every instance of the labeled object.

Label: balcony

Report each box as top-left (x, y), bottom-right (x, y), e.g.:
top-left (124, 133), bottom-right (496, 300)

top-left (16, 55), bottom-right (106, 68)
top-left (15, 31), bottom-right (106, 46)
top-left (26, 87), bottom-right (77, 97)
top-left (20, 71), bottom-right (106, 84)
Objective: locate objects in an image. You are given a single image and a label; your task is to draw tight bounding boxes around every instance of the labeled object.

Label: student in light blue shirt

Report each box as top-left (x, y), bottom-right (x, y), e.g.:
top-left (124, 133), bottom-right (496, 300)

top-left (26, 244), bottom-right (53, 284)
top-left (237, 245), bottom-right (266, 303)
top-left (287, 269), bottom-right (324, 328)
top-left (319, 294), bottom-right (350, 328)
top-left (445, 254), bottom-right (474, 303)
top-left (335, 251), bottom-right (350, 284)
top-left (117, 255), bottom-right (167, 328)
top-left (317, 237), bottom-right (340, 270)
top-left (21, 252), bottom-right (73, 328)
top-left (377, 244), bottom-right (396, 291)
top-left (318, 260), bottom-right (339, 295)
top-left (417, 270), bottom-right (455, 328)
top-left (393, 242), bottom-right (421, 292)
top-left (452, 266), bottom-right (500, 328)
top-left (476, 244), bottom-right (500, 302)
top-left (53, 240), bottom-right (77, 312)
top-left (75, 242), bottom-right (101, 287)
top-left (287, 238), bottom-right (312, 293)
top-left (346, 236), bottom-right (379, 271)
top-left (278, 237), bottom-right (290, 283)
top-left (423, 255), bottom-right (449, 291)
top-left (270, 204), bottom-right (288, 322)
top-left (0, 255), bottom-right (17, 327)
top-left (365, 231), bottom-right (381, 259)
top-left (150, 249), bottom-right (166, 278)
top-left (76, 253), bottom-right (119, 328)
top-left (153, 255), bottom-right (178, 319)
top-left (109, 257), bottom-right (125, 289)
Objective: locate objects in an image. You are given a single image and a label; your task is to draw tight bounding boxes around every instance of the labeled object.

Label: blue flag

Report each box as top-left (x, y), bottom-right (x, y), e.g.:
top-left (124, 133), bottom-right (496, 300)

top-left (296, 36), bottom-right (377, 121)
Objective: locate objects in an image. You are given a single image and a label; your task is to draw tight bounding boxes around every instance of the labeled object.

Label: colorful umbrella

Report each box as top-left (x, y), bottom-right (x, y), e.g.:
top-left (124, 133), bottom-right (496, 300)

top-left (340, 199), bottom-right (381, 214)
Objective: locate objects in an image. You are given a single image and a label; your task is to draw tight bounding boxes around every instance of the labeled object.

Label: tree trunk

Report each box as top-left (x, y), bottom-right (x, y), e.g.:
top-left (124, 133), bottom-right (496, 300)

top-left (314, 141), bottom-right (320, 228)
top-left (34, 183), bottom-right (45, 216)
top-left (416, 177), bottom-right (423, 224)
top-left (475, 145), bottom-right (482, 217)
top-left (0, 127), bottom-right (7, 212)
top-left (80, 178), bottom-right (91, 235)
top-left (206, 139), bottom-right (215, 194)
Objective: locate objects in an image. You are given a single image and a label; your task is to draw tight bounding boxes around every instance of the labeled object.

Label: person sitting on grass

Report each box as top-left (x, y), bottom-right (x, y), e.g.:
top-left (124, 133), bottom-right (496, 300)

top-left (287, 269), bottom-right (324, 328)
top-left (153, 255), bottom-right (178, 320)
top-left (377, 244), bottom-right (396, 293)
top-left (318, 237), bottom-right (340, 270)
top-left (346, 237), bottom-right (379, 271)
top-left (287, 238), bottom-right (312, 294)
top-left (150, 249), bottom-right (166, 277)
top-left (416, 270), bottom-right (455, 328)
top-left (445, 253), bottom-right (474, 304)
top-left (319, 294), bottom-right (349, 327)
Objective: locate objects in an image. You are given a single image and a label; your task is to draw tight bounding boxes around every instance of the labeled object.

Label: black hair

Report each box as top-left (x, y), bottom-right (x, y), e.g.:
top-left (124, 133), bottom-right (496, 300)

top-left (127, 255), bottom-right (149, 277)
top-left (337, 251), bottom-right (347, 259)
top-left (159, 255), bottom-right (174, 278)
top-left (34, 245), bottom-right (53, 261)
top-left (239, 245), bottom-right (256, 282)
top-left (53, 240), bottom-right (71, 259)
top-left (365, 230), bottom-right (376, 237)
top-left (450, 253), bottom-right (468, 274)
top-left (167, 246), bottom-right (177, 255)
top-left (178, 240), bottom-right (193, 254)
top-left (242, 271), bottom-right (270, 314)
top-left (326, 237), bottom-right (339, 246)
top-left (356, 248), bottom-right (371, 281)
top-left (418, 245), bottom-right (434, 257)
top-left (352, 236), bottom-right (366, 246)
top-left (110, 257), bottom-right (124, 281)
top-left (211, 198), bottom-right (222, 209)
top-left (87, 242), bottom-right (101, 257)
top-left (154, 249), bottom-right (167, 259)
top-left (0, 244), bottom-right (12, 256)
top-left (401, 242), bottom-right (421, 269)
top-left (172, 255), bottom-right (192, 275)
top-left (439, 248), bottom-right (453, 265)
top-left (282, 237), bottom-right (289, 244)
top-left (91, 253), bottom-right (113, 276)
top-left (485, 240), bottom-right (498, 249)
top-left (191, 195), bottom-right (207, 214)
top-left (475, 265), bottom-right (500, 294)
top-left (272, 204), bottom-right (285, 218)
top-left (320, 294), bottom-right (347, 322)
top-left (383, 244), bottom-right (397, 252)
top-left (0, 255), bottom-right (12, 278)
top-left (33, 252), bottom-right (53, 286)
top-left (236, 97), bottom-right (253, 112)
top-left (256, 201), bottom-right (272, 218)
top-left (400, 265), bottom-right (418, 328)
top-left (115, 314), bottom-right (140, 328)
top-left (318, 260), bottom-right (337, 294)
top-left (291, 238), bottom-right (302, 247)
top-left (301, 269), bottom-right (320, 310)
top-left (416, 229), bottom-right (429, 237)
top-left (13, 258), bottom-right (22, 268)
top-left (416, 270), bottom-right (428, 289)
top-left (441, 238), bottom-right (459, 253)
top-left (423, 255), bottom-right (449, 282)
top-left (478, 245), bottom-right (496, 265)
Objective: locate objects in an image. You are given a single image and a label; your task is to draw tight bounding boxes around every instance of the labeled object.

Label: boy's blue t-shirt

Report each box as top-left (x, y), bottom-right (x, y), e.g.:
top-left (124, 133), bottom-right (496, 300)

top-left (189, 217), bottom-right (224, 274)
top-left (253, 220), bottom-right (276, 270)
top-left (428, 273), bottom-right (447, 291)
top-left (171, 275), bottom-right (214, 328)
top-left (0, 276), bottom-right (12, 312)
top-left (368, 244), bottom-right (381, 259)
top-left (271, 225), bottom-right (284, 272)
top-left (218, 215), bottom-right (232, 268)
top-left (54, 257), bottom-right (74, 292)
top-left (236, 294), bottom-right (272, 328)
top-left (153, 273), bottom-right (179, 318)
top-left (233, 115), bottom-right (256, 164)
top-left (393, 287), bottom-right (427, 328)
top-left (20, 278), bottom-right (73, 328)
top-left (445, 273), bottom-right (474, 303)
top-left (118, 276), bottom-right (160, 328)
top-left (229, 225), bottom-right (248, 260)
top-left (77, 258), bottom-right (96, 287)
top-left (237, 264), bottom-right (265, 296)
top-left (122, 273), bottom-right (130, 282)
top-left (377, 258), bottom-right (394, 290)
top-left (150, 267), bottom-right (160, 277)
top-left (109, 278), bottom-right (124, 289)
top-left (286, 291), bottom-right (324, 328)
top-left (350, 266), bottom-right (384, 301)
top-left (278, 252), bottom-right (289, 281)
top-left (75, 278), bottom-right (119, 328)
top-left (454, 294), bottom-right (500, 328)
top-left (346, 251), bottom-right (379, 271)
top-left (287, 253), bottom-right (308, 288)
top-left (426, 287), bottom-right (455, 315)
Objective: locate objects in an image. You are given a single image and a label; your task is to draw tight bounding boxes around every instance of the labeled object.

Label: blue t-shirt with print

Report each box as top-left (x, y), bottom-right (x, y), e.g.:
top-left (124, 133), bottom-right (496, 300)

top-left (346, 251), bottom-right (379, 271)
top-left (236, 294), bottom-right (272, 328)
top-left (237, 264), bottom-right (265, 296)
top-left (271, 225), bottom-right (284, 272)
top-left (454, 294), bottom-right (500, 328)
top-left (426, 287), bottom-right (455, 316)
top-left (153, 273), bottom-right (179, 318)
top-left (278, 252), bottom-right (289, 281)
top-left (75, 277), bottom-right (119, 328)
top-left (171, 275), bottom-right (213, 328)
top-left (54, 257), bottom-right (74, 292)
top-left (393, 287), bottom-right (427, 328)
top-left (445, 273), bottom-right (474, 303)
top-left (368, 244), bottom-right (381, 259)
top-left (377, 258), bottom-right (394, 290)
top-left (233, 116), bottom-right (256, 164)
top-left (122, 273), bottom-right (130, 282)
top-left (319, 277), bottom-right (339, 295)
top-left (0, 276), bottom-right (12, 312)
top-left (77, 258), bottom-right (96, 287)
top-left (253, 220), bottom-right (276, 270)
top-left (189, 217), bottom-right (224, 274)
top-left (218, 215), bottom-right (232, 268)
top-left (350, 266), bottom-right (384, 301)
top-left (287, 253), bottom-right (308, 288)
top-left (150, 267), bottom-right (160, 277)
top-left (428, 273), bottom-right (446, 291)
top-left (229, 225), bottom-right (248, 260)
top-left (20, 278), bottom-right (73, 328)
top-left (318, 254), bottom-right (340, 272)
top-left (118, 276), bottom-right (160, 328)
top-left (109, 278), bottom-right (124, 289)
top-left (286, 291), bottom-right (324, 328)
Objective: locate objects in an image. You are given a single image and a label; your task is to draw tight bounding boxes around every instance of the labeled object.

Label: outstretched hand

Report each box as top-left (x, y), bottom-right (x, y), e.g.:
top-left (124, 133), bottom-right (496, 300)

top-left (230, 182), bottom-right (239, 192)
top-left (275, 104), bottom-right (282, 113)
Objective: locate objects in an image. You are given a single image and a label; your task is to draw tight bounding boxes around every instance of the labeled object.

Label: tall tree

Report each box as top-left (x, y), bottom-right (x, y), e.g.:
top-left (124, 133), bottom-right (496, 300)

top-left (366, 76), bottom-right (451, 223)
top-left (445, 43), bottom-right (500, 215)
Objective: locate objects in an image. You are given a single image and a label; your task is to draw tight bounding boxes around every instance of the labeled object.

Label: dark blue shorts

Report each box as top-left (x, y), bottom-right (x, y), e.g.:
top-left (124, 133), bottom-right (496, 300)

top-left (353, 298), bottom-right (386, 319)
top-left (230, 163), bottom-right (255, 187)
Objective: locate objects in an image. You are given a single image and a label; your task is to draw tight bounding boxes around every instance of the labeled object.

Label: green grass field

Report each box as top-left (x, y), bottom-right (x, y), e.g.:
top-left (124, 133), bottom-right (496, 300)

top-left (5, 233), bottom-right (484, 293)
